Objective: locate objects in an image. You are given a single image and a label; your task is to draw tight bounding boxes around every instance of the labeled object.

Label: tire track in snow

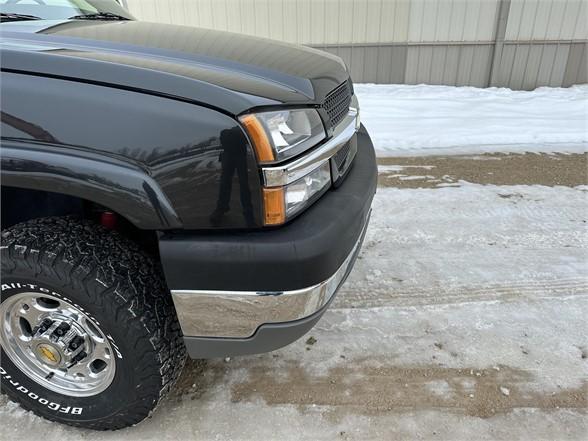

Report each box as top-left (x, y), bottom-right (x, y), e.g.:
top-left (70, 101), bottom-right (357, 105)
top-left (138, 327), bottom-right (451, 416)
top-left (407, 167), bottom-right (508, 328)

top-left (336, 279), bottom-right (588, 309)
top-left (339, 184), bottom-right (588, 309)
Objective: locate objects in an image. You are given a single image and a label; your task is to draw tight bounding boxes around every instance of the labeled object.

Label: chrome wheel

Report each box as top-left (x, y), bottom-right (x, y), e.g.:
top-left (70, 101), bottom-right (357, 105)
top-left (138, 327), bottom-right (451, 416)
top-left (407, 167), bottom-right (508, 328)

top-left (0, 292), bottom-right (116, 397)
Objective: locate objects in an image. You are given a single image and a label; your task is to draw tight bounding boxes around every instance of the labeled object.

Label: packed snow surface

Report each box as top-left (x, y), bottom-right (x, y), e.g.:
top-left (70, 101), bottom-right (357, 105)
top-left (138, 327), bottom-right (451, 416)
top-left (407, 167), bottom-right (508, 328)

top-left (356, 84), bottom-right (588, 156)
top-left (1, 183), bottom-right (586, 441)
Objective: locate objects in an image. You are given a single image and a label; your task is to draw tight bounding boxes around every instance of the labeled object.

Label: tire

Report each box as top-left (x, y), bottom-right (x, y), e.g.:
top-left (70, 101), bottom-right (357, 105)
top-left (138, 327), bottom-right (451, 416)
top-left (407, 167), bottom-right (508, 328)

top-left (0, 217), bottom-right (186, 430)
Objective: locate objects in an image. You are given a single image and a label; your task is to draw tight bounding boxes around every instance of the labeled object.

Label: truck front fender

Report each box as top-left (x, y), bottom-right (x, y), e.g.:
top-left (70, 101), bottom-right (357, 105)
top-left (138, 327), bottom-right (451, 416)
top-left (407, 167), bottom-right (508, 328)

top-left (0, 71), bottom-right (263, 230)
top-left (1, 144), bottom-right (182, 229)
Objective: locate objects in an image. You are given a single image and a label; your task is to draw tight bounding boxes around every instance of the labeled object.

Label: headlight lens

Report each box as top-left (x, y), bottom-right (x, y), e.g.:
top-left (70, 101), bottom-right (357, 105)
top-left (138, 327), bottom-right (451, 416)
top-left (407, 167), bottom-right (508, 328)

top-left (285, 161), bottom-right (331, 216)
top-left (262, 161), bottom-right (332, 226)
top-left (240, 109), bottom-right (325, 163)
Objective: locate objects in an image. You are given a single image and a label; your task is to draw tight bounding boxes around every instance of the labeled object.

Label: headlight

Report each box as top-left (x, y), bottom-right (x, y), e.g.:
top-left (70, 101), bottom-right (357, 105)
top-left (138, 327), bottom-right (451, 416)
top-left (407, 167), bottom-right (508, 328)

top-left (262, 161), bottom-right (332, 226)
top-left (239, 109), bottom-right (326, 163)
top-left (285, 161), bottom-right (331, 216)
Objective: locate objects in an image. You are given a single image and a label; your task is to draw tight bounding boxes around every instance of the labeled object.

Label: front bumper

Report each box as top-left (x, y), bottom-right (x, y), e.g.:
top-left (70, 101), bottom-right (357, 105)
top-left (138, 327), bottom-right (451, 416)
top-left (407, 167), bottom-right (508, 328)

top-left (179, 211), bottom-right (369, 358)
top-left (173, 208), bottom-right (369, 337)
top-left (159, 126), bottom-right (377, 357)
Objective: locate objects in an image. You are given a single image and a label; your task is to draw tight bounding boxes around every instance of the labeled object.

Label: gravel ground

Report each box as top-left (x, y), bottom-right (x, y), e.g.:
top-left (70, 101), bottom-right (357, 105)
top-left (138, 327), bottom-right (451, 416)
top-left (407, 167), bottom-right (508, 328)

top-left (1, 153), bottom-right (587, 441)
top-left (378, 153), bottom-right (588, 188)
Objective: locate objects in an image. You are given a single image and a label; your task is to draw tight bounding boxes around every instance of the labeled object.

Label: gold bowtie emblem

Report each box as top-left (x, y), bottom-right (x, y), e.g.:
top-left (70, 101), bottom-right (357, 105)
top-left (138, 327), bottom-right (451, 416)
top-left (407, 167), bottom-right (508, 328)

top-left (38, 345), bottom-right (59, 363)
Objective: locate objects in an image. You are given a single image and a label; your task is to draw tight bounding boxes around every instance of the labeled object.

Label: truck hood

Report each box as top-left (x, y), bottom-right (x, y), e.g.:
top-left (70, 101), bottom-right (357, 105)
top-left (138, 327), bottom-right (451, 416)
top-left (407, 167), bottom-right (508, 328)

top-left (0, 20), bottom-right (350, 114)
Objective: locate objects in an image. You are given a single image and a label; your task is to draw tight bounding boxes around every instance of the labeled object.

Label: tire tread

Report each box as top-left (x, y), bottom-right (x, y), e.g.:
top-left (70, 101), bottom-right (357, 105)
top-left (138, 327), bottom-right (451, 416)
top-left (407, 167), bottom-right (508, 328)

top-left (1, 216), bottom-right (186, 430)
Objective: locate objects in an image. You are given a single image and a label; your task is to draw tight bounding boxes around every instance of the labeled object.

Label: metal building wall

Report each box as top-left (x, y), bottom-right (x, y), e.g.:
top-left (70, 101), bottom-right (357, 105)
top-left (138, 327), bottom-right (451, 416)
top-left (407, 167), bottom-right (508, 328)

top-left (122, 0), bottom-right (588, 89)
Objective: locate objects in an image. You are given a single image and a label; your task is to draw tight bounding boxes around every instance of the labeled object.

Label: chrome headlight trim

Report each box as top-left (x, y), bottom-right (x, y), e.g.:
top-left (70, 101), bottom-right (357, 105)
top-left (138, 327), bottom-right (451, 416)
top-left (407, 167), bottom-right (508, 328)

top-left (262, 96), bottom-right (359, 188)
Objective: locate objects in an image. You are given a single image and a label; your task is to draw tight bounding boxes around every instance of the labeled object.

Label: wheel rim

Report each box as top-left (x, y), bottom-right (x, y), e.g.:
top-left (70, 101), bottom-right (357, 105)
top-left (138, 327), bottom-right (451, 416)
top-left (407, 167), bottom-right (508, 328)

top-left (0, 292), bottom-right (116, 397)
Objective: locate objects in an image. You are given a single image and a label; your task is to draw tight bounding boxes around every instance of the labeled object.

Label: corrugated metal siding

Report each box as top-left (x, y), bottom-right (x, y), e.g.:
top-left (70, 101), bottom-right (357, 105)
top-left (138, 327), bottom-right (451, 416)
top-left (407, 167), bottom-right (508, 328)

top-left (505, 0), bottom-right (587, 41)
top-left (495, 42), bottom-right (572, 89)
top-left (125, 0), bottom-right (501, 44)
top-left (124, 0), bottom-right (588, 89)
top-left (406, 0), bottom-right (500, 42)
top-left (564, 42), bottom-right (588, 85)
top-left (406, 44), bottom-right (495, 87)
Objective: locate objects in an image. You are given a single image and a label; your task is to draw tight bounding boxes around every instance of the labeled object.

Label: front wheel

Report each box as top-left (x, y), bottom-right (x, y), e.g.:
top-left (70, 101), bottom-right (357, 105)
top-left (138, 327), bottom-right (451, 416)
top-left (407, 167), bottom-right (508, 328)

top-left (0, 217), bottom-right (186, 430)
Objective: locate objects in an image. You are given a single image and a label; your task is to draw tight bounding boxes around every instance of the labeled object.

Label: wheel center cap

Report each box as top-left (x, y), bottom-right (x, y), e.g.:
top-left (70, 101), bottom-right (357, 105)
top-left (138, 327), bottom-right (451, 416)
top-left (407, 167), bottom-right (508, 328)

top-left (35, 343), bottom-right (62, 366)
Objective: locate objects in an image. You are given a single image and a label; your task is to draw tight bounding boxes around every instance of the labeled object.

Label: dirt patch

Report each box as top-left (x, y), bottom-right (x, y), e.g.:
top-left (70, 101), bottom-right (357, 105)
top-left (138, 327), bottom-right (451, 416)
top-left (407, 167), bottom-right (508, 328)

top-left (231, 359), bottom-right (587, 419)
top-left (171, 359), bottom-right (226, 402)
top-left (378, 153), bottom-right (588, 188)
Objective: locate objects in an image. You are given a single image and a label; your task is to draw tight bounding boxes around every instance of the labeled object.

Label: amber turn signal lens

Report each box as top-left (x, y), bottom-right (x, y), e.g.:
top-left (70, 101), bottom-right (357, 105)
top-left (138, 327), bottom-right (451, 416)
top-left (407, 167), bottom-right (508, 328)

top-left (240, 114), bottom-right (275, 162)
top-left (262, 187), bottom-right (286, 225)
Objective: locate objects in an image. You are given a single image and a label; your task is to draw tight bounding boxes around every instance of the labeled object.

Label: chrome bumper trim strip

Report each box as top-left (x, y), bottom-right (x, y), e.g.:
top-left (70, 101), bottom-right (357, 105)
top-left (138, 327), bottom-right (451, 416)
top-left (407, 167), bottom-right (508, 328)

top-left (171, 210), bottom-right (370, 338)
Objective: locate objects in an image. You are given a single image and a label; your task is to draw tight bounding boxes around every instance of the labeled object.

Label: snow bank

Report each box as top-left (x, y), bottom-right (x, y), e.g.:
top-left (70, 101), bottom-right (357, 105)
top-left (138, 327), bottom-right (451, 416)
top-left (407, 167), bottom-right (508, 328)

top-left (356, 84), bottom-right (588, 156)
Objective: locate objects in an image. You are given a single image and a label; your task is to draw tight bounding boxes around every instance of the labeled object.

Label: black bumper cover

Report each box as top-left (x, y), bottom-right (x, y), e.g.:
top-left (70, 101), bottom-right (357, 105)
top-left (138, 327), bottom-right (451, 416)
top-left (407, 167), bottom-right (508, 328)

top-left (159, 126), bottom-right (377, 293)
top-left (160, 126), bottom-right (377, 358)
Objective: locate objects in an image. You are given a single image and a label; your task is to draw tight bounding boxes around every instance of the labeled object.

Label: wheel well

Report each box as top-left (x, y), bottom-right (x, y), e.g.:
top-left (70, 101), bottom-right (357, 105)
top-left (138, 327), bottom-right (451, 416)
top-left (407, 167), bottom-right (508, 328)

top-left (1, 186), bottom-right (159, 255)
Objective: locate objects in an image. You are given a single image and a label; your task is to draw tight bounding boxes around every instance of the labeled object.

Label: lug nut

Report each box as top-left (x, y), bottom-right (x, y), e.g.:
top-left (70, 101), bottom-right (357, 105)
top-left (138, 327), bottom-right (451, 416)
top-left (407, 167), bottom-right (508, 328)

top-left (68, 336), bottom-right (85, 351)
top-left (67, 350), bottom-right (87, 368)
top-left (52, 322), bottom-right (71, 338)
top-left (32, 318), bottom-right (54, 335)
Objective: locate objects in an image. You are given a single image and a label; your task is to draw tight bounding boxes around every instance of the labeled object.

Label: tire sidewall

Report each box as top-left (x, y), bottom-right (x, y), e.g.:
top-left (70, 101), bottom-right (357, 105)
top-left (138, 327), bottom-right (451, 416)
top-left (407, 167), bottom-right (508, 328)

top-left (1, 273), bottom-right (159, 425)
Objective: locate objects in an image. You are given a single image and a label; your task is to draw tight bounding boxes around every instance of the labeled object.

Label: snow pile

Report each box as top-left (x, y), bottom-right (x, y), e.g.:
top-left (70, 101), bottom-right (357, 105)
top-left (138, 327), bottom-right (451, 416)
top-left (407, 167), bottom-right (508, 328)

top-left (356, 84), bottom-right (588, 156)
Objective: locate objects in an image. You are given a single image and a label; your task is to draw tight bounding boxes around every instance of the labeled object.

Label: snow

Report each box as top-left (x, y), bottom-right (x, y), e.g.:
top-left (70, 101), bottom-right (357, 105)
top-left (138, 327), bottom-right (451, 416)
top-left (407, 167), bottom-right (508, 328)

top-left (1, 183), bottom-right (586, 441)
top-left (340, 184), bottom-right (588, 310)
top-left (356, 84), bottom-right (588, 156)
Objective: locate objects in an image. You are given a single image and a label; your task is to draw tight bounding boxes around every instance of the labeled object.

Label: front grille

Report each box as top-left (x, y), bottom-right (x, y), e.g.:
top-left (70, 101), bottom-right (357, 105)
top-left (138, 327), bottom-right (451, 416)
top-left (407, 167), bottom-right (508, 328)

top-left (323, 80), bottom-right (352, 128)
top-left (333, 140), bottom-right (352, 172)
top-left (330, 136), bottom-right (358, 187)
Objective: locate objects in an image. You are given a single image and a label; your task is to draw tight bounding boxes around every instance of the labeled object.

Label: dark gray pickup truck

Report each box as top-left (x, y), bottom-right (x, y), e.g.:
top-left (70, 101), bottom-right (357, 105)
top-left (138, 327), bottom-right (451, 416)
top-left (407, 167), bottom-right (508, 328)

top-left (0, 0), bottom-right (376, 430)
